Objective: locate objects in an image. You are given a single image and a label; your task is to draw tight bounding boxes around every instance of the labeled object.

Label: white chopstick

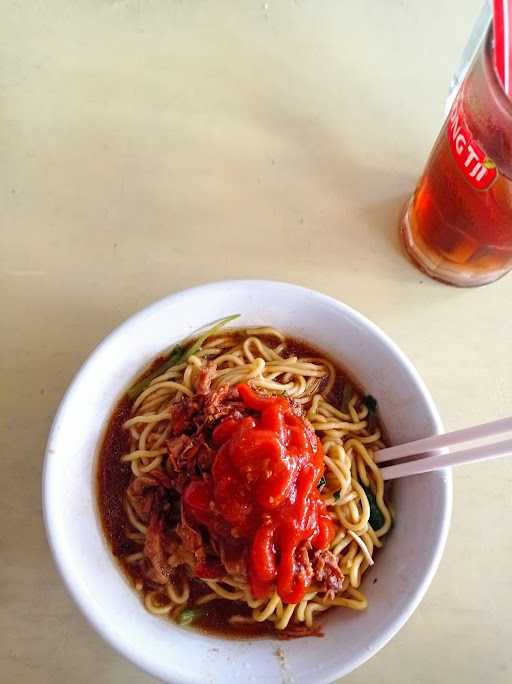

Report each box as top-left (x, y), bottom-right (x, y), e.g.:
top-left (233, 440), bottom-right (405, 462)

top-left (379, 437), bottom-right (512, 480)
top-left (375, 416), bottom-right (512, 464)
top-left (374, 416), bottom-right (512, 480)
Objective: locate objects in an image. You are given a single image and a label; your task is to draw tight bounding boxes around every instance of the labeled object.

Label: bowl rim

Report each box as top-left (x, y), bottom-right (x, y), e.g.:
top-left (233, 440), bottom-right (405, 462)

top-left (42, 279), bottom-right (452, 683)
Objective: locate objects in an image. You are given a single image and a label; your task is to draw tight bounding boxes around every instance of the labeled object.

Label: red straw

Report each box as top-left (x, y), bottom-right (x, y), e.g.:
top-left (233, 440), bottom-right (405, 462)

top-left (493, 0), bottom-right (512, 95)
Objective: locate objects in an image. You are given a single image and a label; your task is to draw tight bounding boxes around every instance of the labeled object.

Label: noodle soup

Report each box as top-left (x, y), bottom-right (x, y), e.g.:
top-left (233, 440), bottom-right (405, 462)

top-left (97, 325), bottom-right (392, 639)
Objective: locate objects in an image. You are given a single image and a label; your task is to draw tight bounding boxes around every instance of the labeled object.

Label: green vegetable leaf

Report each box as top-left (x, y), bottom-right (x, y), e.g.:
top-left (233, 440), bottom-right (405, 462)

top-left (178, 608), bottom-right (203, 626)
top-left (362, 484), bottom-right (385, 531)
top-left (127, 345), bottom-right (185, 399)
top-left (362, 395), bottom-right (378, 413)
top-left (362, 395), bottom-right (378, 431)
top-left (127, 314), bottom-right (240, 399)
top-left (182, 314), bottom-right (240, 362)
top-left (361, 394), bottom-right (378, 413)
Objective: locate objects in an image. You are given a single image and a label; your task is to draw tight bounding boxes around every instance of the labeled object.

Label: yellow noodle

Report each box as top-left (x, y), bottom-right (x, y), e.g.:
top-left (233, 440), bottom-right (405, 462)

top-left (275, 603), bottom-right (296, 630)
top-left (305, 602), bottom-right (329, 627)
top-left (126, 531), bottom-right (145, 543)
top-left (332, 534), bottom-right (353, 556)
top-left (245, 327), bottom-right (285, 340)
top-left (253, 592), bottom-right (282, 622)
top-left (243, 592), bottom-right (266, 609)
top-left (213, 353), bottom-right (245, 367)
top-left (295, 593), bottom-right (317, 622)
top-left (203, 581), bottom-right (245, 601)
top-left (113, 327), bottom-right (392, 633)
top-left (125, 552), bottom-right (144, 564)
top-left (195, 593), bottom-right (220, 606)
top-left (123, 411), bottom-right (173, 429)
top-left (166, 579), bottom-right (190, 604)
top-left (121, 448), bottom-right (166, 463)
top-left (243, 337), bottom-right (280, 362)
top-left (328, 593), bottom-right (368, 611)
top-left (138, 454), bottom-right (163, 473)
top-left (145, 591), bottom-right (173, 615)
top-left (310, 419), bottom-right (367, 432)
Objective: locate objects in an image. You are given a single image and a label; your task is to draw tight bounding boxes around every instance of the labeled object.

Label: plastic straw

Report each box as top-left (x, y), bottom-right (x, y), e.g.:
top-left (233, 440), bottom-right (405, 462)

top-left (493, 0), bottom-right (512, 94)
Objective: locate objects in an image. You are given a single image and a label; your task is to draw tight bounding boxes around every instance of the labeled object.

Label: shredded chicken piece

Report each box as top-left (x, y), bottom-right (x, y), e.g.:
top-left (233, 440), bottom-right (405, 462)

top-left (126, 470), bottom-right (172, 523)
top-left (313, 549), bottom-right (344, 600)
top-left (220, 543), bottom-right (248, 578)
top-left (144, 513), bottom-right (171, 584)
top-left (296, 541), bottom-right (314, 585)
top-left (196, 363), bottom-right (217, 394)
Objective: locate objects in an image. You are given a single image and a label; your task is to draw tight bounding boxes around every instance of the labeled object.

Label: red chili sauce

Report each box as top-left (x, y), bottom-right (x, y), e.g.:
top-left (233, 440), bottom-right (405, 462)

top-left (184, 384), bottom-right (334, 605)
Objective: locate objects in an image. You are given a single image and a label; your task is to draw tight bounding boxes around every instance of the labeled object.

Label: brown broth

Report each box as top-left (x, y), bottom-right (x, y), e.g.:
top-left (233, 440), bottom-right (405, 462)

top-left (97, 395), bottom-right (135, 557)
top-left (188, 580), bottom-right (275, 638)
top-left (96, 331), bottom-right (384, 638)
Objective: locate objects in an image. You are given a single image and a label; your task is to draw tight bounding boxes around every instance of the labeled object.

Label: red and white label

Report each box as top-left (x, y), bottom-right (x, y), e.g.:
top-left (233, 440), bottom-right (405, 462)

top-left (447, 98), bottom-right (498, 191)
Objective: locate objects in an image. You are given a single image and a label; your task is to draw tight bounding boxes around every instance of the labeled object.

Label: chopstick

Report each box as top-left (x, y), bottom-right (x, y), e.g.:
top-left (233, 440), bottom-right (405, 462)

top-left (375, 416), bottom-right (512, 463)
top-left (374, 416), bottom-right (512, 481)
top-left (379, 437), bottom-right (512, 480)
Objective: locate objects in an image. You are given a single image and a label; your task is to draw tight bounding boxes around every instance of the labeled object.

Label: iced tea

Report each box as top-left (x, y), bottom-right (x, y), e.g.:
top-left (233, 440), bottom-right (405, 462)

top-left (401, 31), bottom-right (512, 286)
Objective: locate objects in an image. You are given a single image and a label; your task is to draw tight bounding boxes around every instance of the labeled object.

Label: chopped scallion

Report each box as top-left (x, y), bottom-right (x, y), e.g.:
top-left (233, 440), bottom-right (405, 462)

top-left (178, 608), bottom-right (203, 626)
top-left (127, 314), bottom-right (240, 399)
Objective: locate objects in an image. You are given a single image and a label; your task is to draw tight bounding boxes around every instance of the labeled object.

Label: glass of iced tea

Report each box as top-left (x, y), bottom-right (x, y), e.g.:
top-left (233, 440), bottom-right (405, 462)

top-left (400, 29), bottom-right (512, 286)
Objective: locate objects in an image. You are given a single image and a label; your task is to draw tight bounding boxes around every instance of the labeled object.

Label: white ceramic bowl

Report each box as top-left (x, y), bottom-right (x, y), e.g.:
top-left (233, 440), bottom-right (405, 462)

top-left (43, 280), bottom-right (452, 684)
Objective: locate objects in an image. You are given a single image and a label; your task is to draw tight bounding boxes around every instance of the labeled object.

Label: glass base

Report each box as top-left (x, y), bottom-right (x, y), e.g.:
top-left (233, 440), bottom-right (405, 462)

top-left (400, 197), bottom-right (510, 287)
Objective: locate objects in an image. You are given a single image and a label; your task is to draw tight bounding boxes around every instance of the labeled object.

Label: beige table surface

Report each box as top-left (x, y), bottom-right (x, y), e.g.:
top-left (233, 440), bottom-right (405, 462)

top-left (2, 1), bottom-right (512, 683)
